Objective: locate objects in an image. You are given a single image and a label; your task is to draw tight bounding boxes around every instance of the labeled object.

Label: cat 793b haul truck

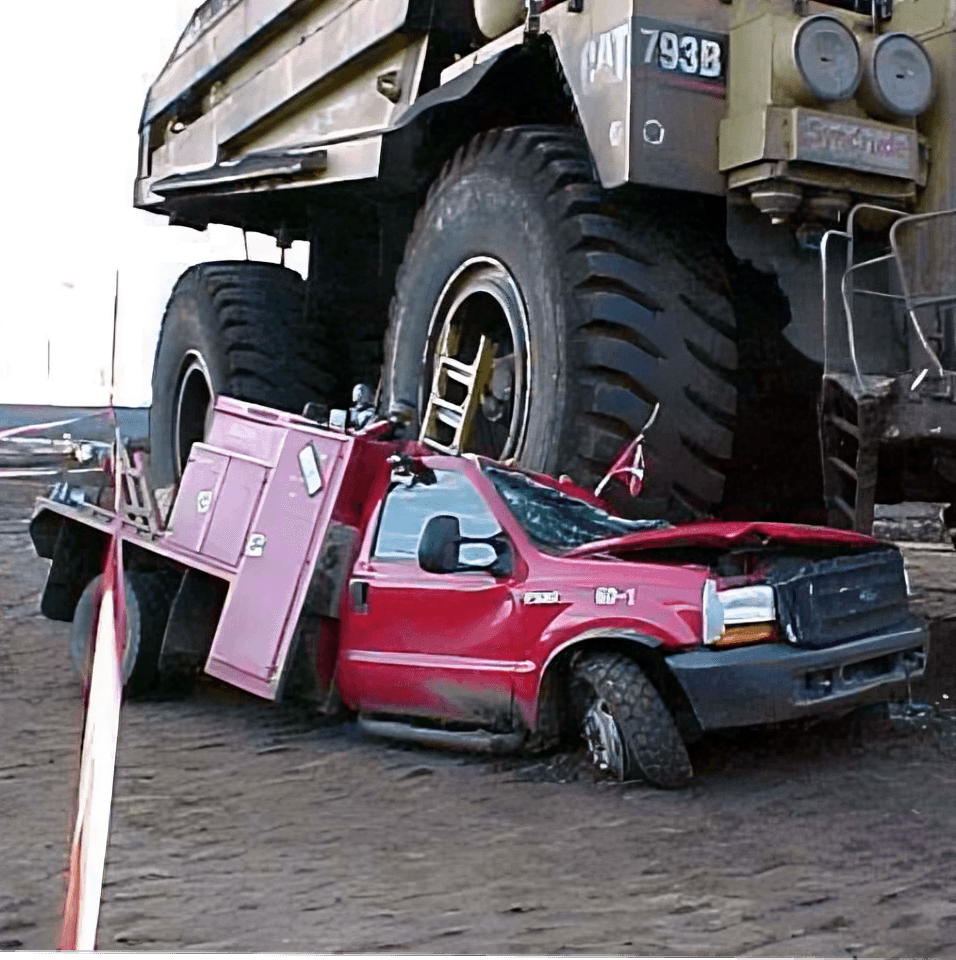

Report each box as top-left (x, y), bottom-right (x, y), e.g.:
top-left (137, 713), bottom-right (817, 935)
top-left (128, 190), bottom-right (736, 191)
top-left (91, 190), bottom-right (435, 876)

top-left (137, 0), bottom-right (956, 532)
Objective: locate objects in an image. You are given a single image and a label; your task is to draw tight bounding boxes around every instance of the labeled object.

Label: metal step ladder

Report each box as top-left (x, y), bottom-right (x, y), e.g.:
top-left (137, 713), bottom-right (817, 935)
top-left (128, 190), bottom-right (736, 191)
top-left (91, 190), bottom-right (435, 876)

top-left (820, 379), bottom-right (883, 532)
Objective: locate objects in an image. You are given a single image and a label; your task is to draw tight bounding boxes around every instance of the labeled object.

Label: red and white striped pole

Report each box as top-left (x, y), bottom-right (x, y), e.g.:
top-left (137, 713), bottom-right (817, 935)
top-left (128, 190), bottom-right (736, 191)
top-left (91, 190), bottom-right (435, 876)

top-left (59, 439), bottom-right (126, 951)
top-left (60, 284), bottom-right (127, 950)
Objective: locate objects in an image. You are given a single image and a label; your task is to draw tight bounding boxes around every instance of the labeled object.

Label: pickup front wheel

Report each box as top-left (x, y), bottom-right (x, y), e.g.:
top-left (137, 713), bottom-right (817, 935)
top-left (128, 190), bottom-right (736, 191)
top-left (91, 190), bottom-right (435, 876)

top-left (571, 652), bottom-right (692, 788)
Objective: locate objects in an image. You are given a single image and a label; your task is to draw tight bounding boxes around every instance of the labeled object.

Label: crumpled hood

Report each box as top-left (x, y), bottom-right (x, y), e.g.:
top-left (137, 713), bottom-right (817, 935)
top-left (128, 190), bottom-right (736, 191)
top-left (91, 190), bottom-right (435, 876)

top-left (563, 520), bottom-right (880, 559)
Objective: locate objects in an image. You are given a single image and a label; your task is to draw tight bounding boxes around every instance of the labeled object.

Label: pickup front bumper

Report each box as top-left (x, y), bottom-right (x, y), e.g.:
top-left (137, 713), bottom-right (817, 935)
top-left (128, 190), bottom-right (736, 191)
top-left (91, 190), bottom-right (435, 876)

top-left (665, 619), bottom-right (928, 731)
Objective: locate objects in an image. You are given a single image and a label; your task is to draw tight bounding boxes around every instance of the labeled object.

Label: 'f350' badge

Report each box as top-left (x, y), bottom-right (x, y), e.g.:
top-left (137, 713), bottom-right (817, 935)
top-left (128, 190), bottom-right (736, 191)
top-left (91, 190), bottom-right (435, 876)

top-left (523, 591), bottom-right (561, 605)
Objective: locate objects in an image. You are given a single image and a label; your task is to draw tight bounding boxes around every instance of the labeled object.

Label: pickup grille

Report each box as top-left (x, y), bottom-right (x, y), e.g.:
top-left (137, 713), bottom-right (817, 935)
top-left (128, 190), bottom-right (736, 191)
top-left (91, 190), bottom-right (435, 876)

top-left (769, 549), bottom-right (910, 650)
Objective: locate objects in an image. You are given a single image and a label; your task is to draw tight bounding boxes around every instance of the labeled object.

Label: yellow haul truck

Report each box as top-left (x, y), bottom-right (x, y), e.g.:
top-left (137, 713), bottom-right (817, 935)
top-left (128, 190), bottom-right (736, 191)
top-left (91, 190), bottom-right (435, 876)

top-left (137, 0), bottom-right (955, 532)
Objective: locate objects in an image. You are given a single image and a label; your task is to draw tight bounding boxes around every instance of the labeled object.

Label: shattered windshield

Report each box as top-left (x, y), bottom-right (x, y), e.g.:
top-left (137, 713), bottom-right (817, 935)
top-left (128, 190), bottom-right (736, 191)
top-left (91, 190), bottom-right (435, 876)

top-left (484, 466), bottom-right (669, 552)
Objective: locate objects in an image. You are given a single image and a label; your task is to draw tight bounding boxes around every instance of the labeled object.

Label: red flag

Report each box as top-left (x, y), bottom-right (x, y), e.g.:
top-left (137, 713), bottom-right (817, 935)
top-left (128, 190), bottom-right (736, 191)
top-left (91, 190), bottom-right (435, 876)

top-left (594, 403), bottom-right (660, 500)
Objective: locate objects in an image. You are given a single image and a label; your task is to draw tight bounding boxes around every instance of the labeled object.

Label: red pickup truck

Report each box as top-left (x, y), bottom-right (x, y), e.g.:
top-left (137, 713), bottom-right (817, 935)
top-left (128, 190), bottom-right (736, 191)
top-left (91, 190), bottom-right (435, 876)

top-left (31, 397), bottom-right (928, 787)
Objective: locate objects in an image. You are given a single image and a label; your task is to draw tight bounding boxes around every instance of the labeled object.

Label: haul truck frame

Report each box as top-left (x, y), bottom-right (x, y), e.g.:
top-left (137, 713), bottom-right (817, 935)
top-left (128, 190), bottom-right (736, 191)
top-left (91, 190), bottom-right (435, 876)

top-left (135, 0), bottom-right (956, 534)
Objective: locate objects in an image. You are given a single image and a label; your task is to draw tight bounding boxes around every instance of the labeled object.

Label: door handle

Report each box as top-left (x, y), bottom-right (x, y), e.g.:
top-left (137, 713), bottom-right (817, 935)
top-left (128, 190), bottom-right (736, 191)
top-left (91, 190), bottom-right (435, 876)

top-left (349, 579), bottom-right (369, 614)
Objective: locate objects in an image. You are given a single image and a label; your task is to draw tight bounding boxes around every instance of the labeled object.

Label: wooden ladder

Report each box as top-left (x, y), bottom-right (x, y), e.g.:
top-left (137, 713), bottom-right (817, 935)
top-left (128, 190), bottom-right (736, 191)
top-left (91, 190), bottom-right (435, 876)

top-left (419, 329), bottom-right (496, 455)
top-left (116, 444), bottom-right (163, 533)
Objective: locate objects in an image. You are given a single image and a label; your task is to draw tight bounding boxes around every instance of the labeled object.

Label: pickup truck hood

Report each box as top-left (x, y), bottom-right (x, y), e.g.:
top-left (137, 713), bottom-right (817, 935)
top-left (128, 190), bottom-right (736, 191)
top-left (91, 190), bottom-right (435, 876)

top-left (563, 521), bottom-right (879, 559)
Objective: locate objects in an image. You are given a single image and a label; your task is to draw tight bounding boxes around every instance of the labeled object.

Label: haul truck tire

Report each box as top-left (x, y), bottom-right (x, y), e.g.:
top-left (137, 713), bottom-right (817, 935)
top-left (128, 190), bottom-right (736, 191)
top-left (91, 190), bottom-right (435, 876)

top-left (571, 651), bottom-right (693, 789)
top-left (382, 126), bottom-right (738, 518)
top-left (150, 262), bottom-right (333, 488)
top-left (71, 571), bottom-right (182, 697)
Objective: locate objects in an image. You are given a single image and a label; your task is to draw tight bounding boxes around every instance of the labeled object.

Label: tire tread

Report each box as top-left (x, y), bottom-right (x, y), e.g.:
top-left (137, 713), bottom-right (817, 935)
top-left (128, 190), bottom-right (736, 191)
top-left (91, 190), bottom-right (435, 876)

top-left (574, 652), bottom-right (693, 789)
top-left (385, 125), bottom-right (739, 517)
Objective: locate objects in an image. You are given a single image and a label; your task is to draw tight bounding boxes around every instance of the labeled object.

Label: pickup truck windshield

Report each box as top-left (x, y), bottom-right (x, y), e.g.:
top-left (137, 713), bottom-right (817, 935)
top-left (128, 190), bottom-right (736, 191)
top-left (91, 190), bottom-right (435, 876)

top-left (484, 466), bottom-right (668, 552)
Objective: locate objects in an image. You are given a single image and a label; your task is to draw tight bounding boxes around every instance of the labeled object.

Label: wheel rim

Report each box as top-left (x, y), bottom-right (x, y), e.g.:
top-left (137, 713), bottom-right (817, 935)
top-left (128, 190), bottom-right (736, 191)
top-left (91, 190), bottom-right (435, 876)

top-left (583, 698), bottom-right (627, 780)
top-left (174, 353), bottom-right (214, 477)
top-left (420, 257), bottom-right (531, 460)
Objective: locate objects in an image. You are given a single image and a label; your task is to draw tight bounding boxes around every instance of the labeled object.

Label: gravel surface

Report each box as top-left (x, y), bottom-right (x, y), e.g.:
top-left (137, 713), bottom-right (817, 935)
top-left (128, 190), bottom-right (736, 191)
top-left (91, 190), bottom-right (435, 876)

top-left (3, 477), bottom-right (956, 956)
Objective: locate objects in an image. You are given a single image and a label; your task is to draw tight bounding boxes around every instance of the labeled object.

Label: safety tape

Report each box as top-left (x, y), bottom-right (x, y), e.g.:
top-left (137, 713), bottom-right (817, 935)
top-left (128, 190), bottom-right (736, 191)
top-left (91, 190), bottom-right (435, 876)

top-left (0, 410), bottom-right (111, 441)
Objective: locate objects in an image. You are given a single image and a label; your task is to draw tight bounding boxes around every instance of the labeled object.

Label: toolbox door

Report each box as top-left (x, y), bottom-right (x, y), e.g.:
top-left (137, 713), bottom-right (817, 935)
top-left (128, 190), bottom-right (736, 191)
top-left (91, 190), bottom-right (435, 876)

top-left (165, 445), bottom-right (229, 552)
top-left (204, 430), bottom-right (347, 699)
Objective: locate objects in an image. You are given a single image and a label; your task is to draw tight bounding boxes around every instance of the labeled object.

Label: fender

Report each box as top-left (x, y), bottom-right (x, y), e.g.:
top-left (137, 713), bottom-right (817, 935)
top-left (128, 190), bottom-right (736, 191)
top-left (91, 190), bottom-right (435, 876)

top-left (539, 626), bottom-right (664, 684)
top-left (524, 626), bottom-right (668, 736)
top-left (380, 40), bottom-right (578, 192)
top-left (380, 47), bottom-right (526, 193)
top-left (158, 569), bottom-right (228, 681)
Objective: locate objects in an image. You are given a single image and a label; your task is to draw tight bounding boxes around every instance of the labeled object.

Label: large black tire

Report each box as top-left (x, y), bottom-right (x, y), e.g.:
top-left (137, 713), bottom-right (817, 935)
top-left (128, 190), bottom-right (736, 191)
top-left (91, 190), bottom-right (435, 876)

top-left (382, 126), bottom-right (737, 519)
top-left (71, 571), bottom-right (182, 697)
top-left (149, 262), bottom-right (333, 488)
top-left (571, 652), bottom-right (693, 789)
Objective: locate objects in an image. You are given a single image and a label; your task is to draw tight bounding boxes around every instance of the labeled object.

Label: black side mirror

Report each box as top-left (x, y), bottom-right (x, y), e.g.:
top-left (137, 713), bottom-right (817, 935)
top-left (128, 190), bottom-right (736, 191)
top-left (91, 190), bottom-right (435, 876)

top-left (419, 516), bottom-right (514, 578)
top-left (419, 515), bottom-right (461, 574)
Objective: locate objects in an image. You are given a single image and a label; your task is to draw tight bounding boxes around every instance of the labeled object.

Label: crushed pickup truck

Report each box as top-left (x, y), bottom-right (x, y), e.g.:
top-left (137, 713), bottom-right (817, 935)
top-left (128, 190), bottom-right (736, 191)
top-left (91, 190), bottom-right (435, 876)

top-left (30, 397), bottom-right (928, 787)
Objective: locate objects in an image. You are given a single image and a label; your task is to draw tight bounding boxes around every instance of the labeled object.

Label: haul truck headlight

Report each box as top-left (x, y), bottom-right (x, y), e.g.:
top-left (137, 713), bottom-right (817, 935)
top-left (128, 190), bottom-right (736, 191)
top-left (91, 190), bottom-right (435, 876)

top-left (703, 581), bottom-right (777, 649)
top-left (862, 32), bottom-right (934, 118)
top-left (793, 14), bottom-right (862, 101)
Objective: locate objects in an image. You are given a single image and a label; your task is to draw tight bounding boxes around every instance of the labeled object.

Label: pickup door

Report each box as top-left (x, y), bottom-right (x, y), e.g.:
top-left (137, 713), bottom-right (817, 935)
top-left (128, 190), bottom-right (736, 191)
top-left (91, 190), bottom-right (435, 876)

top-left (338, 468), bottom-right (531, 727)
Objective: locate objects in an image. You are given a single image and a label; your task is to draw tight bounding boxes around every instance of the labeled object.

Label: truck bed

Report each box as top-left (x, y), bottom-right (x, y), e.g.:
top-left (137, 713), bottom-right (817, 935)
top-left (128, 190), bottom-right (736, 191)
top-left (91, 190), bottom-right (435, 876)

top-left (137, 0), bottom-right (437, 210)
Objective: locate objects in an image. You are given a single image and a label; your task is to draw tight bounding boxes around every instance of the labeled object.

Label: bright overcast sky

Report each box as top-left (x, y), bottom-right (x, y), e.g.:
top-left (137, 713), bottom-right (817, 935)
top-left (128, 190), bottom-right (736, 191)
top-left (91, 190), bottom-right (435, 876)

top-left (0, 1), bottom-right (299, 407)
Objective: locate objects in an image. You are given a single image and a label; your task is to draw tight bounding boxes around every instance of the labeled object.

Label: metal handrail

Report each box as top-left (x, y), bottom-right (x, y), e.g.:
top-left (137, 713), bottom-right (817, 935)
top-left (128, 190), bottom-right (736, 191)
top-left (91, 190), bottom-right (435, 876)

top-left (821, 204), bottom-right (918, 387)
top-left (888, 209), bottom-right (956, 378)
top-left (839, 252), bottom-right (899, 389)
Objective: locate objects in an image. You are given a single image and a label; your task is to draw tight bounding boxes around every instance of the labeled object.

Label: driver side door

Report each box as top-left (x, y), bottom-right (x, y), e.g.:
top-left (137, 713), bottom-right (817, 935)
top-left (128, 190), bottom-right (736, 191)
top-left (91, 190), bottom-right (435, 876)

top-left (339, 468), bottom-right (529, 726)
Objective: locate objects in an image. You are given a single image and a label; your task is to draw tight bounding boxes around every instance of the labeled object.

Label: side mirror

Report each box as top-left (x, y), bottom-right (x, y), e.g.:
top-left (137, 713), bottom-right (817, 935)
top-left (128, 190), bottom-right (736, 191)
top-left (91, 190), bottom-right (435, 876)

top-left (418, 516), bottom-right (514, 578)
top-left (419, 515), bottom-right (461, 574)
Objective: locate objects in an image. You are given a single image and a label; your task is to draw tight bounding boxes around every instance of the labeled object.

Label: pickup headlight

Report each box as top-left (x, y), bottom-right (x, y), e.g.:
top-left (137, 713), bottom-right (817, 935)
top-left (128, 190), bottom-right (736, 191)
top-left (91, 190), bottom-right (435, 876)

top-left (793, 15), bottom-right (861, 101)
top-left (702, 581), bottom-right (777, 649)
top-left (862, 32), bottom-right (934, 118)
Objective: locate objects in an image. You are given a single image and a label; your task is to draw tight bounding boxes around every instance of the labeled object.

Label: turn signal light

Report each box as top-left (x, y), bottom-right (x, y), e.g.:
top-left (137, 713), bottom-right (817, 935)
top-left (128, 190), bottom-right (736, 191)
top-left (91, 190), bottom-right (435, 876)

top-left (709, 623), bottom-right (779, 649)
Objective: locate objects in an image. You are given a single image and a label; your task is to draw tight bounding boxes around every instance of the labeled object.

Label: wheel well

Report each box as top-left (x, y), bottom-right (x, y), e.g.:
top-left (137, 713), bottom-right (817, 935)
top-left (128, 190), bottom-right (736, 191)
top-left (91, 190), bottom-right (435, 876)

top-left (158, 568), bottom-right (229, 679)
top-left (306, 39), bottom-right (580, 401)
top-left (537, 637), bottom-right (703, 745)
top-left (381, 38), bottom-right (578, 199)
top-left (122, 542), bottom-right (188, 576)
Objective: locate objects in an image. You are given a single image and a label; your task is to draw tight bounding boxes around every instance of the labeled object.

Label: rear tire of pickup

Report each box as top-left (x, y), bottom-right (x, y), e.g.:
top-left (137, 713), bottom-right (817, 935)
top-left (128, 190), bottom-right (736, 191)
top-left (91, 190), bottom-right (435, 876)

top-left (571, 652), bottom-right (693, 789)
top-left (71, 571), bottom-right (182, 697)
top-left (149, 262), bottom-right (333, 488)
top-left (382, 126), bottom-right (738, 519)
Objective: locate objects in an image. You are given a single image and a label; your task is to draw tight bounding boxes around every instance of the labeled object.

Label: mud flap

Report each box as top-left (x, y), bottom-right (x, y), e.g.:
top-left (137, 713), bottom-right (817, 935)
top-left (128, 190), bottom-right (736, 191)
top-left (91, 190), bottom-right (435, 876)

top-left (158, 570), bottom-right (228, 682)
top-left (37, 517), bottom-right (107, 622)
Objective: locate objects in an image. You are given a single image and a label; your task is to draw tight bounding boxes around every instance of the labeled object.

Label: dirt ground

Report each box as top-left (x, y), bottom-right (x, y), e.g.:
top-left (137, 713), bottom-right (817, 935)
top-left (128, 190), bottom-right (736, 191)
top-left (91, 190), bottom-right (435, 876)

top-left (3, 475), bottom-right (956, 956)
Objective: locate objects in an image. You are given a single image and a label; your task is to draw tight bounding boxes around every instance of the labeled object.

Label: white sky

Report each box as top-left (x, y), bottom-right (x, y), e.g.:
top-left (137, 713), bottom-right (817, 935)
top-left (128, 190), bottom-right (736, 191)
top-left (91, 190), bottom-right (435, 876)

top-left (0, 1), bottom-right (304, 408)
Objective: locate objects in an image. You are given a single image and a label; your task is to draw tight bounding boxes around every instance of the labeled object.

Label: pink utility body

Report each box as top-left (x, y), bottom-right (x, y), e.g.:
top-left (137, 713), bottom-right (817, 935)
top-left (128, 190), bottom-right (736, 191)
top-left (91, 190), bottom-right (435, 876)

top-left (31, 397), bottom-right (929, 783)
